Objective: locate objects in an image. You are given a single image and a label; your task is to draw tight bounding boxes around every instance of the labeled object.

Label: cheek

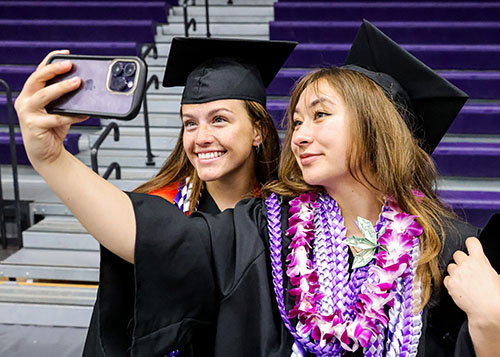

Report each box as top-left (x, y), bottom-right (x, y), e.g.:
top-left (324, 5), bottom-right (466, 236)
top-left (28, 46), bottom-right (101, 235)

top-left (182, 132), bottom-right (195, 153)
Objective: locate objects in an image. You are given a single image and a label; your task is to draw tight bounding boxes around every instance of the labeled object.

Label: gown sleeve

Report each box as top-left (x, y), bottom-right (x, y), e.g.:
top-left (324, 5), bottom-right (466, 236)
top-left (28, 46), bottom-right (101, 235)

top-left (128, 192), bottom-right (219, 356)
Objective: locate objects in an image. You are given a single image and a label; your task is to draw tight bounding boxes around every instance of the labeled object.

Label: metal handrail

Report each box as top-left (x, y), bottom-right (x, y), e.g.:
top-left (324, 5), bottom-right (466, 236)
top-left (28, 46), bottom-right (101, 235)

top-left (141, 43), bottom-right (158, 60)
top-left (142, 75), bottom-right (159, 166)
top-left (91, 122), bottom-right (120, 177)
top-left (183, 0), bottom-right (197, 37)
top-left (204, 0), bottom-right (211, 38)
top-left (102, 162), bottom-right (121, 180)
top-left (0, 79), bottom-right (23, 248)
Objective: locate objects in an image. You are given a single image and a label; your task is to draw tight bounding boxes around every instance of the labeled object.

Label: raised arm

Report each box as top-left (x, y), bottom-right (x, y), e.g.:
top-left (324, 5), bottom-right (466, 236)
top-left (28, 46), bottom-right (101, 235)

top-left (444, 237), bottom-right (500, 357)
top-left (15, 50), bottom-right (136, 263)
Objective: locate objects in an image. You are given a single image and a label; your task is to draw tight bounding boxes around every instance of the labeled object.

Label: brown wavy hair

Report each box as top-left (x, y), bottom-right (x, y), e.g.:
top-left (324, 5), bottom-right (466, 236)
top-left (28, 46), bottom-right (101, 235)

top-left (263, 67), bottom-right (455, 308)
top-left (135, 100), bottom-right (280, 213)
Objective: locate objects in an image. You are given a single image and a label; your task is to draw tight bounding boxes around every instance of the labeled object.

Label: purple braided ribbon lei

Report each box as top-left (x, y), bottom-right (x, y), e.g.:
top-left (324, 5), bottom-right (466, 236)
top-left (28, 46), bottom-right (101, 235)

top-left (265, 194), bottom-right (341, 356)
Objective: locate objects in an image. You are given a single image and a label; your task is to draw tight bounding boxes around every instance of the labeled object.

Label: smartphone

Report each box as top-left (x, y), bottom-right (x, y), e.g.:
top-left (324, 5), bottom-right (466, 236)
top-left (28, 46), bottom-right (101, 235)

top-left (479, 213), bottom-right (500, 272)
top-left (45, 54), bottom-right (147, 120)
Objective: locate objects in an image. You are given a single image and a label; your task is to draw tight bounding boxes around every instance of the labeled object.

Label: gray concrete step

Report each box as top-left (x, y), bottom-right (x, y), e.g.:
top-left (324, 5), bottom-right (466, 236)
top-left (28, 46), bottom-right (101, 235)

top-left (24, 216), bottom-right (99, 251)
top-left (158, 22), bottom-right (269, 35)
top-left (0, 282), bottom-right (97, 306)
top-left (169, 5), bottom-right (273, 17)
top-left (193, 0), bottom-right (276, 4)
top-left (1, 174), bottom-right (142, 203)
top-left (155, 33), bottom-right (269, 41)
top-left (0, 248), bottom-right (99, 282)
top-left (0, 282), bottom-right (96, 327)
top-left (0, 301), bottom-right (92, 328)
top-left (168, 15), bottom-right (273, 23)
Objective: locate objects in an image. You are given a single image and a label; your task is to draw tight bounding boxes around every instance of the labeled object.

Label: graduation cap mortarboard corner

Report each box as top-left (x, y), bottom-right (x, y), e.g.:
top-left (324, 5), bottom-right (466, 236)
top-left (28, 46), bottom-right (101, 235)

top-left (162, 37), bottom-right (297, 107)
top-left (344, 19), bottom-right (469, 153)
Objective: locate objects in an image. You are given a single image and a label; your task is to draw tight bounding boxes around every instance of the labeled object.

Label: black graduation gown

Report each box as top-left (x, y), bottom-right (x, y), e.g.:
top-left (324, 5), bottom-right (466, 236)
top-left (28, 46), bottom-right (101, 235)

top-left (83, 190), bottom-right (222, 357)
top-left (86, 192), bottom-right (479, 357)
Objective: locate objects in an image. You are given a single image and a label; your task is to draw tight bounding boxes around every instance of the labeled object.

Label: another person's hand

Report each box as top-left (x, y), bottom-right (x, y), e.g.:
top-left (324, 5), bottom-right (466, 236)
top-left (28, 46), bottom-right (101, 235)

top-left (444, 237), bottom-right (500, 356)
top-left (15, 50), bottom-right (88, 169)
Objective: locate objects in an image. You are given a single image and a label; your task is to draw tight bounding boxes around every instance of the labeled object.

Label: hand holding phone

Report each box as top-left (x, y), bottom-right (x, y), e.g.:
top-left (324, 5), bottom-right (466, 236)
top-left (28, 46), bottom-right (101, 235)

top-left (45, 54), bottom-right (147, 120)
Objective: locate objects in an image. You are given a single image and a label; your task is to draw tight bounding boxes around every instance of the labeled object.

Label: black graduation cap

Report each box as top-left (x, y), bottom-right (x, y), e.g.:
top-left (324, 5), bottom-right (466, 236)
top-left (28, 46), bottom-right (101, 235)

top-left (344, 20), bottom-right (469, 153)
top-left (162, 37), bottom-right (297, 107)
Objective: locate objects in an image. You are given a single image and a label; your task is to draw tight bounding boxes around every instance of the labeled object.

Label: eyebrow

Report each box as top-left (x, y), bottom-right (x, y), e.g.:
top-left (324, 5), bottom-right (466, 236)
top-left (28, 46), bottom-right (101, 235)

top-left (309, 96), bottom-right (335, 108)
top-left (294, 96), bottom-right (335, 115)
top-left (182, 107), bottom-right (234, 119)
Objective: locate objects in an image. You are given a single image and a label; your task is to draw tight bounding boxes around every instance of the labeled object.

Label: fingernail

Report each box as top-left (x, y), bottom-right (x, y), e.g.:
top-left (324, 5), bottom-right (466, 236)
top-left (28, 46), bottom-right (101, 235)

top-left (69, 77), bottom-right (80, 85)
top-left (61, 60), bottom-right (71, 67)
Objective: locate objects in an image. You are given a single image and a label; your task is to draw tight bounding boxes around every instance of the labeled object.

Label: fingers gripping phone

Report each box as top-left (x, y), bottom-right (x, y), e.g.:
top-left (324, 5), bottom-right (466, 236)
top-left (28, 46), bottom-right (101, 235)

top-left (46, 54), bottom-right (147, 120)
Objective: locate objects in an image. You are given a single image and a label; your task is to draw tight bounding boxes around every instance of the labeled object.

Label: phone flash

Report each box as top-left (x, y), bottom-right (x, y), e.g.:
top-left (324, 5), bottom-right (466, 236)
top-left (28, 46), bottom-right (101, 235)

top-left (127, 81), bottom-right (134, 88)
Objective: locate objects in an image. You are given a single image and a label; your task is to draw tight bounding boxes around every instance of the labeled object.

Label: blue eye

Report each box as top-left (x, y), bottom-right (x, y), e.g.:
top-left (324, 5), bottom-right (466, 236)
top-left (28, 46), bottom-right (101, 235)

top-left (183, 120), bottom-right (196, 128)
top-left (292, 119), bottom-right (303, 128)
top-left (213, 116), bottom-right (227, 124)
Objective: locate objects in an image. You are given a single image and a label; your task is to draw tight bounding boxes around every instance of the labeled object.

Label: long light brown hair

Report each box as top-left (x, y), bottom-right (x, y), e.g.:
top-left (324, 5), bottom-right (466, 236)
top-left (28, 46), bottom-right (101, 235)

top-left (135, 100), bottom-right (280, 213)
top-left (263, 67), bottom-right (455, 308)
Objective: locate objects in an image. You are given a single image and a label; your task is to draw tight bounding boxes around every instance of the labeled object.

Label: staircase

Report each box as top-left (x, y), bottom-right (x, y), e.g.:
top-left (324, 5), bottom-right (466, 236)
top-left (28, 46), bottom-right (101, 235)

top-left (0, 0), bottom-right (276, 355)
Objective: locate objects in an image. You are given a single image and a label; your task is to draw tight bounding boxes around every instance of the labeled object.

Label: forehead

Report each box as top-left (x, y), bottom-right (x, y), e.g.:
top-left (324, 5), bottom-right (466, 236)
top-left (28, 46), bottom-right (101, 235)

top-left (296, 79), bottom-right (343, 110)
top-left (182, 99), bottom-right (246, 115)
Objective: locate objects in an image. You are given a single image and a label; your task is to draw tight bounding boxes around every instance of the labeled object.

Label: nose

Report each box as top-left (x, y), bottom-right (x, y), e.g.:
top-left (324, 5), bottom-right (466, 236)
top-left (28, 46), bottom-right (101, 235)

top-left (292, 120), bottom-right (313, 147)
top-left (195, 123), bottom-right (214, 146)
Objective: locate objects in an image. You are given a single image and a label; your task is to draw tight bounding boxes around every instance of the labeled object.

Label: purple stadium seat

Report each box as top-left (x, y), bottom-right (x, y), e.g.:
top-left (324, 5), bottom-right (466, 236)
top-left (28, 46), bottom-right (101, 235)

top-left (0, 96), bottom-right (101, 127)
top-left (0, 132), bottom-right (81, 165)
top-left (267, 69), bottom-right (500, 100)
top-left (274, 2), bottom-right (500, 22)
top-left (270, 21), bottom-right (500, 45)
top-left (0, 2), bottom-right (168, 21)
top-left (1, 41), bottom-right (140, 65)
top-left (433, 142), bottom-right (500, 178)
top-left (438, 190), bottom-right (500, 228)
top-left (0, 20), bottom-right (156, 42)
top-left (285, 43), bottom-right (500, 71)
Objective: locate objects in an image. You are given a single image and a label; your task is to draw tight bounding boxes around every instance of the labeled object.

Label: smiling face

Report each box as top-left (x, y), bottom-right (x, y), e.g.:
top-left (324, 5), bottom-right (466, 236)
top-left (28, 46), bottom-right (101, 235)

top-left (291, 79), bottom-right (352, 191)
top-left (181, 99), bottom-right (262, 183)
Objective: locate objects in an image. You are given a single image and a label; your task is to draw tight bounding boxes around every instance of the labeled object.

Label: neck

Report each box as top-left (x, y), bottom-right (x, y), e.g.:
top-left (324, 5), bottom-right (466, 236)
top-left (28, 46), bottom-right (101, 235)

top-left (325, 178), bottom-right (383, 238)
top-left (205, 171), bottom-right (257, 212)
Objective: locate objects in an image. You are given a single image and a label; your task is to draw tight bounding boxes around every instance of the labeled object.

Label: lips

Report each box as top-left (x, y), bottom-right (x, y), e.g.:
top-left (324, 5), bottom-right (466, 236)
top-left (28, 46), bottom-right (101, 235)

top-left (299, 152), bottom-right (321, 165)
top-left (197, 151), bottom-right (226, 160)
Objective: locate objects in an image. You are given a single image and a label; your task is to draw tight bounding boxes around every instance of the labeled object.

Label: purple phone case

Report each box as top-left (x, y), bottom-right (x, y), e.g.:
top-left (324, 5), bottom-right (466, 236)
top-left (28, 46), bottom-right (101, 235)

top-left (46, 55), bottom-right (146, 120)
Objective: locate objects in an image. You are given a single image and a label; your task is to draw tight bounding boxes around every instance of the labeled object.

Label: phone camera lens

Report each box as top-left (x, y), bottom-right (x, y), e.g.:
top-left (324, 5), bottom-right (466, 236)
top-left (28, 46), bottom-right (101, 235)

top-left (111, 77), bottom-right (127, 91)
top-left (123, 62), bottom-right (136, 77)
top-left (112, 62), bottom-right (123, 76)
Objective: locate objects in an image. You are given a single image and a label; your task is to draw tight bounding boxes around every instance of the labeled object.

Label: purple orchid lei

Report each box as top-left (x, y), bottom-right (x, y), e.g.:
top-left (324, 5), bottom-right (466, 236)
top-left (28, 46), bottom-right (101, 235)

top-left (265, 192), bottom-right (424, 356)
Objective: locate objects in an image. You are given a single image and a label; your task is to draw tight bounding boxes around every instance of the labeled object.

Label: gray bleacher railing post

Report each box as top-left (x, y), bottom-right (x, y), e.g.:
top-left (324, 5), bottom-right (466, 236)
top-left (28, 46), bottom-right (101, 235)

top-left (141, 44), bottom-right (159, 166)
top-left (102, 162), bottom-right (121, 180)
top-left (205, 0), bottom-right (211, 38)
top-left (143, 75), bottom-right (159, 166)
top-left (0, 79), bottom-right (23, 248)
top-left (0, 155), bottom-right (5, 248)
top-left (183, 0), bottom-right (197, 37)
top-left (90, 122), bottom-right (120, 177)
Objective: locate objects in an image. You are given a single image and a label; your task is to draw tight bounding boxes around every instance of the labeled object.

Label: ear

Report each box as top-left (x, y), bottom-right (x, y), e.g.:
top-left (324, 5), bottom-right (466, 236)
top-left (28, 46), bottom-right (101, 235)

top-left (252, 122), bottom-right (263, 147)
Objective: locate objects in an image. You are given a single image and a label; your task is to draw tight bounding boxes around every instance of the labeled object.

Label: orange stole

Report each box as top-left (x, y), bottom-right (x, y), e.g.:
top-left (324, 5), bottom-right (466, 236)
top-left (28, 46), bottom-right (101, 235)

top-left (149, 182), bottom-right (181, 205)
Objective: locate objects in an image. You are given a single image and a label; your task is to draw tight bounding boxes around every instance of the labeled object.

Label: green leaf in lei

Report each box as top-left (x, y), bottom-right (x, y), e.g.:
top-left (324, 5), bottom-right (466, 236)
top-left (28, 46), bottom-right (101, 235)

top-left (346, 217), bottom-right (386, 269)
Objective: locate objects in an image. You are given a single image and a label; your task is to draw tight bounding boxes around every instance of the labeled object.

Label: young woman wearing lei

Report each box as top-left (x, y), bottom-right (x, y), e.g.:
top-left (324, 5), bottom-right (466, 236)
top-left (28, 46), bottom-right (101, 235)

top-left (16, 21), bottom-right (486, 356)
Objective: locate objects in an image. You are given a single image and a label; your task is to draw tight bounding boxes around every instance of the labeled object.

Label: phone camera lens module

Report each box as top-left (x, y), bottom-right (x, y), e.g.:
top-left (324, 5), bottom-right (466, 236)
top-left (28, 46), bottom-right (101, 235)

top-left (111, 77), bottom-right (127, 91)
top-left (112, 62), bottom-right (123, 76)
top-left (124, 62), bottom-right (136, 77)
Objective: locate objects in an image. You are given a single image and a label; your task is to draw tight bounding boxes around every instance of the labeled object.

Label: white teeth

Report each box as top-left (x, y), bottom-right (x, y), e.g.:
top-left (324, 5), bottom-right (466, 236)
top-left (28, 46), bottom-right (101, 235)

top-left (198, 151), bottom-right (224, 159)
